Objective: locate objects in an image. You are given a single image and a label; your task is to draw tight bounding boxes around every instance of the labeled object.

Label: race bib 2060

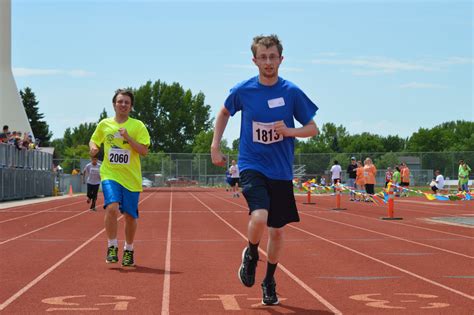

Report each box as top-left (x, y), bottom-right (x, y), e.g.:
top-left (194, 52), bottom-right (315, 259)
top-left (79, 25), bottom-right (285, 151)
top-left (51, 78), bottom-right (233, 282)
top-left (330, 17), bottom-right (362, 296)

top-left (108, 148), bottom-right (131, 165)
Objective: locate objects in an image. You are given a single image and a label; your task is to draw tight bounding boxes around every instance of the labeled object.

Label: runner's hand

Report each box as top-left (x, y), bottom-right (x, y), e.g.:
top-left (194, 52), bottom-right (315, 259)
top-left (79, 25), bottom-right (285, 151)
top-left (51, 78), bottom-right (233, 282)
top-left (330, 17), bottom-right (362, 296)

top-left (90, 147), bottom-right (99, 157)
top-left (274, 120), bottom-right (291, 137)
top-left (118, 128), bottom-right (129, 140)
top-left (211, 147), bottom-right (227, 167)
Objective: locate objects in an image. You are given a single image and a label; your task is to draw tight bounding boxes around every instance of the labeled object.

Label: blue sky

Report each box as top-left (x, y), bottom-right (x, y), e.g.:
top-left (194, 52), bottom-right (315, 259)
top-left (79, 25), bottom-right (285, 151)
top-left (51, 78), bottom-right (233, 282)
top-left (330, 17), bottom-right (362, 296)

top-left (12, 0), bottom-right (473, 144)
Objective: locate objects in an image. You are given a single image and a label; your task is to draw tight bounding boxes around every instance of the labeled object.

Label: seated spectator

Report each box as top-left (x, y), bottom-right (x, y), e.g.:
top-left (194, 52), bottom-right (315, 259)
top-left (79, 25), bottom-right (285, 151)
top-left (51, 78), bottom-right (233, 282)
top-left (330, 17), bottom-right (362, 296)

top-left (430, 170), bottom-right (444, 194)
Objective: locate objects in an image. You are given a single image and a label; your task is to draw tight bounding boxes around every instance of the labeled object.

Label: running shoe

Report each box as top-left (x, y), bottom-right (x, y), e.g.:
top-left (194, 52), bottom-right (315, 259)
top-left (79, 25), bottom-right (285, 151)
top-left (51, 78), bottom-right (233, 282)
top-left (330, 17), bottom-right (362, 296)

top-left (261, 279), bottom-right (279, 305)
top-left (122, 250), bottom-right (135, 267)
top-left (106, 246), bottom-right (118, 264)
top-left (238, 247), bottom-right (258, 287)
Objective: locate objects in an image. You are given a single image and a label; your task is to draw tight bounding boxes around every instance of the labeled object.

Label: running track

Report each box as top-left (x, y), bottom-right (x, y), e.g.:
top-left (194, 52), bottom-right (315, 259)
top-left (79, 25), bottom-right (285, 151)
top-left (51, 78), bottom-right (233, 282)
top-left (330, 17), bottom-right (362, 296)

top-left (1, 189), bottom-right (473, 314)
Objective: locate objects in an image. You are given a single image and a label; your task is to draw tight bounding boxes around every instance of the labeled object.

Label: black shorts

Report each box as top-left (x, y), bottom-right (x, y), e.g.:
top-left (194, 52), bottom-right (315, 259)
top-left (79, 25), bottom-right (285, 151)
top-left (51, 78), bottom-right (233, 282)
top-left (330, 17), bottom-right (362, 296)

top-left (431, 186), bottom-right (439, 192)
top-left (87, 183), bottom-right (100, 200)
top-left (365, 184), bottom-right (375, 195)
top-left (400, 182), bottom-right (410, 187)
top-left (240, 170), bottom-right (299, 228)
top-left (230, 178), bottom-right (240, 187)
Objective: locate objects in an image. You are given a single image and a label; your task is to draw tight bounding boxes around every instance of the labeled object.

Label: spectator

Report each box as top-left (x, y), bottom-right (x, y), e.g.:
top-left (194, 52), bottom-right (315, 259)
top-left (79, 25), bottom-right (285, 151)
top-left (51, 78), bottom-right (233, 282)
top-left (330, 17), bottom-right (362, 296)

top-left (363, 157), bottom-right (377, 199)
top-left (355, 160), bottom-right (366, 202)
top-left (458, 160), bottom-right (471, 192)
top-left (400, 162), bottom-right (410, 197)
top-left (229, 159), bottom-right (240, 197)
top-left (0, 125), bottom-right (8, 143)
top-left (347, 157), bottom-right (357, 201)
top-left (430, 170), bottom-right (444, 194)
top-left (320, 176), bottom-right (326, 186)
top-left (392, 166), bottom-right (401, 197)
top-left (385, 167), bottom-right (393, 188)
top-left (330, 160), bottom-right (342, 194)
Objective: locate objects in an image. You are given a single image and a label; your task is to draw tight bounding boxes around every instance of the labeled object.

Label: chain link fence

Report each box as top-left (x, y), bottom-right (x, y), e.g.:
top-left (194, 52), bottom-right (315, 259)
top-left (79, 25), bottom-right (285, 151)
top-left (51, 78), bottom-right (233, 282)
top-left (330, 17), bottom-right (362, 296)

top-left (49, 151), bottom-right (473, 190)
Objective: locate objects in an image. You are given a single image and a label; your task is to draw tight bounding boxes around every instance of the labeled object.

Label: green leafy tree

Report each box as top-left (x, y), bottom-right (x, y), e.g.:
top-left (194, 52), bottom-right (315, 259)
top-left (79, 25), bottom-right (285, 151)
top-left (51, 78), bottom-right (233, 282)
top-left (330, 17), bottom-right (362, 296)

top-left (61, 144), bottom-right (90, 173)
top-left (19, 87), bottom-right (52, 146)
top-left (381, 135), bottom-right (406, 152)
top-left (407, 120), bottom-right (474, 152)
top-left (344, 133), bottom-right (385, 153)
top-left (376, 152), bottom-right (400, 169)
top-left (132, 80), bottom-right (213, 152)
top-left (232, 138), bottom-right (240, 153)
top-left (98, 108), bottom-right (108, 122)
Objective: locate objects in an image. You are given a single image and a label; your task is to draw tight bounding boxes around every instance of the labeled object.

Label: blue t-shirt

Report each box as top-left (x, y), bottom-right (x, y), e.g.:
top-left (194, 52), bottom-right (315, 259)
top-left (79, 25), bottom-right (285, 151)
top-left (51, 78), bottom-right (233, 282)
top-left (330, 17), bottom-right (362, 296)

top-left (225, 76), bottom-right (318, 180)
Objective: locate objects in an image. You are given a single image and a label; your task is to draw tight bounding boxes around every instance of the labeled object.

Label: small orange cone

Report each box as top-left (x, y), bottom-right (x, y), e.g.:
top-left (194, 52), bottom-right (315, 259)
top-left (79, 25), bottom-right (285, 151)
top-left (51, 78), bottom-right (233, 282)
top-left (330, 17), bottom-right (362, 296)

top-left (68, 184), bottom-right (73, 197)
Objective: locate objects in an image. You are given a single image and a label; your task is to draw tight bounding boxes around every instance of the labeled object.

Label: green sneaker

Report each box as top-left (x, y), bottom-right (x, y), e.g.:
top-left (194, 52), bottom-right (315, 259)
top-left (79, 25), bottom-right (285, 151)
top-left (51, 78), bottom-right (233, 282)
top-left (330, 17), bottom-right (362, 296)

top-left (122, 250), bottom-right (135, 267)
top-left (106, 246), bottom-right (118, 264)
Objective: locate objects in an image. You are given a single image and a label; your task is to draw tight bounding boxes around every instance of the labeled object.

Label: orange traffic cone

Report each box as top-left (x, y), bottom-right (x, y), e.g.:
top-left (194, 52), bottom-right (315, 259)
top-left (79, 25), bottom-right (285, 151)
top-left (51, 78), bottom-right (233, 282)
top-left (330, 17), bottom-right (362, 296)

top-left (68, 184), bottom-right (73, 197)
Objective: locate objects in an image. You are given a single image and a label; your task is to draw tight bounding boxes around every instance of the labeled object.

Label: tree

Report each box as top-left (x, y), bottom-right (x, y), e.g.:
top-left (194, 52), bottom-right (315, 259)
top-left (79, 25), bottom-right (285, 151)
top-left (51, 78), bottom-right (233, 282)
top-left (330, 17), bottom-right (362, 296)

top-left (98, 108), bottom-right (108, 122)
top-left (132, 80), bottom-right (213, 152)
top-left (20, 87), bottom-right (52, 146)
top-left (407, 120), bottom-right (474, 152)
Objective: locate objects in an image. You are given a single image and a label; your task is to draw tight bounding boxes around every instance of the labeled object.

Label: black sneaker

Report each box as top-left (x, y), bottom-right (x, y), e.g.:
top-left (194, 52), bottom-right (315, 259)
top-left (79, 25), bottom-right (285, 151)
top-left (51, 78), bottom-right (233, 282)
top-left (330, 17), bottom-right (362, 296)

top-left (238, 247), bottom-right (258, 287)
top-left (122, 250), bottom-right (135, 267)
top-left (261, 279), bottom-right (279, 305)
top-left (106, 246), bottom-right (118, 264)
top-left (90, 200), bottom-right (96, 211)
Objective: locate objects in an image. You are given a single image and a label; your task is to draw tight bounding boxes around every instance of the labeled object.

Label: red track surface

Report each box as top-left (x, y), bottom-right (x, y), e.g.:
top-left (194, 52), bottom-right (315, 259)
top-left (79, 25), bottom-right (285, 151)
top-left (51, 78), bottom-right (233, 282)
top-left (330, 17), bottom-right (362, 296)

top-left (1, 189), bottom-right (473, 314)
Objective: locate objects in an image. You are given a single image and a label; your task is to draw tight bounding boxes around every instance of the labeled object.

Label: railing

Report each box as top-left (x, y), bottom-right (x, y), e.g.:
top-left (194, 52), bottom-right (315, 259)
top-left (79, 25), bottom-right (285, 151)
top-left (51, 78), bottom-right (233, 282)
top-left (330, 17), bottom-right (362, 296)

top-left (0, 143), bottom-right (53, 170)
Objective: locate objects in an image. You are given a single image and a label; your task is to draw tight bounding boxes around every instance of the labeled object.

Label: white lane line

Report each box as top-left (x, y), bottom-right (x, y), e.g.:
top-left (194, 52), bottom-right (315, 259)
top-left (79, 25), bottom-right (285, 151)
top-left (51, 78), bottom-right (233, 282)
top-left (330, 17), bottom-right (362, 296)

top-left (300, 212), bottom-right (474, 259)
top-left (0, 200), bottom-right (85, 224)
top-left (306, 203), bottom-right (474, 240)
top-left (0, 194), bottom-right (154, 311)
top-left (0, 196), bottom-right (82, 211)
top-left (289, 224), bottom-right (474, 301)
top-left (210, 193), bottom-right (474, 301)
top-left (0, 228), bottom-right (106, 311)
top-left (191, 193), bottom-right (342, 315)
top-left (161, 191), bottom-right (173, 315)
top-left (0, 208), bottom-right (95, 245)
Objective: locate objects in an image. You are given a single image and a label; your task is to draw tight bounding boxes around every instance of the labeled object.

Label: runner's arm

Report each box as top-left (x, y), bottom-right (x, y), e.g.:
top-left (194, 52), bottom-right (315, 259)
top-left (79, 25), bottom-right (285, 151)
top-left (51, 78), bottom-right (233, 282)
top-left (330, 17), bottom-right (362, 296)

top-left (275, 120), bottom-right (318, 138)
top-left (89, 141), bottom-right (99, 157)
top-left (124, 135), bottom-right (148, 156)
top-left (211, 106), bottom-right (230, 167)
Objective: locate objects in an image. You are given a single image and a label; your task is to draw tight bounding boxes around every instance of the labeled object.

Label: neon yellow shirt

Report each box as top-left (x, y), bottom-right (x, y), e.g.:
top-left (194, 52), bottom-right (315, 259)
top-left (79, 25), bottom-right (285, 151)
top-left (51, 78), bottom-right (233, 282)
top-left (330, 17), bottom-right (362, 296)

top-left (91, 117), bottom-right (150, 192)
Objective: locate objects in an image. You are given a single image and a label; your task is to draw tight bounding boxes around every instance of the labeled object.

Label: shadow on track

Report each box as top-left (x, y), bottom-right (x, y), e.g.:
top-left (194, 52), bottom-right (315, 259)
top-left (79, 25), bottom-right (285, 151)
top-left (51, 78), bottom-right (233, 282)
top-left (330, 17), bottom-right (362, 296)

top-left (108, 266), bottom-right (182, 275)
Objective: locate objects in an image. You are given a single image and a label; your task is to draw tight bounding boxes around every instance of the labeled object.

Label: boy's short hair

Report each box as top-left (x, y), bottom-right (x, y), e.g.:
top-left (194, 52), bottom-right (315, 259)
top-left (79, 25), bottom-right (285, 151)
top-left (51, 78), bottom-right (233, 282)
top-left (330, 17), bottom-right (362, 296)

top-left (251, 34), bottom-right (283, 57)
top-left (112, 89), bottom-right (134, 107)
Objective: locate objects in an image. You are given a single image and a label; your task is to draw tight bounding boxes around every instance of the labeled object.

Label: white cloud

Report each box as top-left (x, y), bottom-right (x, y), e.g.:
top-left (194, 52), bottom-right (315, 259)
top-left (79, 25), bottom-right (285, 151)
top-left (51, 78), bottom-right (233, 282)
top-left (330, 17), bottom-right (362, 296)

top-left (13, 67), bottom-right (94, 77)
top-left (310, 55), bottom-right (472, 76)
top-left (311, 56), bottom-right (436, 74)
top-left (399, 82), bottom-right (447, 89)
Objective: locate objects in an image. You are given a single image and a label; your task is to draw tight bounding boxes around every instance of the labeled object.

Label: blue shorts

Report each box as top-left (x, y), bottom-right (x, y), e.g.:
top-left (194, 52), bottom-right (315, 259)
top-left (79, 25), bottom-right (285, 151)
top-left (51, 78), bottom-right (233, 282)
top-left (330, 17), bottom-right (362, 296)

top-left (102, 180), bottom-right (140, 219)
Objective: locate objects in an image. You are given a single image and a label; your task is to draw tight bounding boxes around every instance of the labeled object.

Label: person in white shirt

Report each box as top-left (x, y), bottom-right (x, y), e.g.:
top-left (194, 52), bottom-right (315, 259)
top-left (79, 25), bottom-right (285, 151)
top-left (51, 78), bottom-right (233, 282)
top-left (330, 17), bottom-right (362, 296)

top-left (330, 160), bottom-right (342, 194)
top-left (229, 159), bottom-right (240, 197)
top-left (82, 157), bottom-right (102, 211)
top-left (430, 170), bottom-right (444, 194)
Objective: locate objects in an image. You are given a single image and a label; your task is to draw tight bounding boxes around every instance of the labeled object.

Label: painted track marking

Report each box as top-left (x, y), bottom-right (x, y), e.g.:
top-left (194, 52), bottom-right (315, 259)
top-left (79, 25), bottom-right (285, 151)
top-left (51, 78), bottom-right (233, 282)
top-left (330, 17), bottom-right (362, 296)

top-left (161, 191), bottom-right (172, 315)
top-left (0, 194), bottom-right (154, 311)
top-left (210, 193), bottom-right (474, 301)
top-left (190, 193), bottom-right (343, 315)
